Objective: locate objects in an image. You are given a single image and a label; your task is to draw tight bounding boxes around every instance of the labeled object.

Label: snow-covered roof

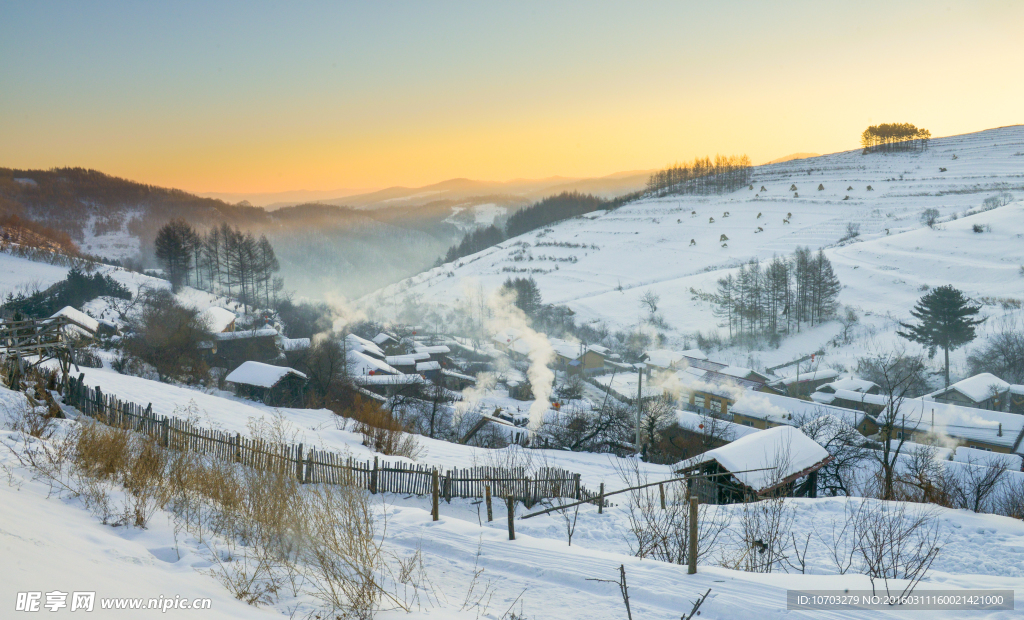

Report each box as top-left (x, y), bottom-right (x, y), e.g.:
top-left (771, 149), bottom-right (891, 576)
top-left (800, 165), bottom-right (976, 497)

top-left (348, 350), bottom-right (400, 376)
top-left (777, 368), bottom-right (839, 385)
top-left (892, 398), bottom-right (1024, 451)
top-left (441, 368), bottom-right (476, 382)
top-left (952, 447), bottom-right (1023, 470)
top-left (1011, 384), bottom-right (1024, 396)
top-left (279, 337), bottom-right (310, 352)
top-left (930, 373), bottom-right (1011, 402)
top-left (818, 377), bottom-right (879, 394)
top-left (372, 332), bottom-right (398, 345)
top-left (550, 338), bottom-right (584, 360)
top-left (894, 440), bottom-right (953, 462)
top-left (51, 306), bottom-right (99, 334)
top-left (718, 366), bottom-right (765, 382)
top-left (200, 306), bottom-right (236, 333)
top-left (416, 360), bottom-right (441, 371)
top-left (346, 333), bottom-right (385, 358)
top-left (812, 389), bottom-right (889, 407)
top-left (352, 374), bottom-right (425, 386)
top-left (385, 354), bottom-right (419, 366)
top-left (414, 344), bottom-right (451, 355)
top-left (731, 391), bottom-right (868, 429)
top-left (225, 361), bottom-right (306, 388)
top-left (215, 327), bottom-right (278, 340)
top-left (675, 410), bottom-right (761, 440)
top-left (680, 425), bottom-right (830, 493)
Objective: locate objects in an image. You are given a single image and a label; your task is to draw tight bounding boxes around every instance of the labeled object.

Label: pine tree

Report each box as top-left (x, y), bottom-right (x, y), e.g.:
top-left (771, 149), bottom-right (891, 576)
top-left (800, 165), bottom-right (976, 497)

top-left (897, 285), bottom-right (984, 387)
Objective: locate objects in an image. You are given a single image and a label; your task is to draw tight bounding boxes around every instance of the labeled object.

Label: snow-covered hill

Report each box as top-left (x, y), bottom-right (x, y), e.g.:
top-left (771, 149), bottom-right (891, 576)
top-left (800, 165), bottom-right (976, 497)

top-left (365, 126), bottom-right (1024, 372)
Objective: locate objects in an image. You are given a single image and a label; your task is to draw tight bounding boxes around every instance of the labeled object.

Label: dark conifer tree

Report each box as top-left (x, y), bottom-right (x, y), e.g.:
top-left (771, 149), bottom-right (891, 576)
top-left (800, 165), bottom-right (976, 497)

top-left (897, 285), bottom-right (984, 387)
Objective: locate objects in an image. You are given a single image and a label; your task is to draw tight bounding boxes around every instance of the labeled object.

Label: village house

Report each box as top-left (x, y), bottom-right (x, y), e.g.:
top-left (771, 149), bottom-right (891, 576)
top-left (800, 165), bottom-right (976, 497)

top-left (549, 338), bottom-right (608, 376)
top-left (371, 332), bottom-right (404, 355)
top-left (927, 373), bottom-right (1011, 411)
top-left (352, 372), bottom-right (426, 399)
top-left (729, 390), bottom-right (874, 434)
top-left (202, 327), bottom-right (283, 372)
top-left (879, 397), bottom-right (1024, 455)
top-left (676, 425), bottom-right (831, 504)
top-left (771, 368), bottom-right (840, 398)
top-left (225, 361), bottom-right (306, 407)
top-left (677, 364), bottom-right (779, 417)
top-left (811, 388), bottom-right (888, 417)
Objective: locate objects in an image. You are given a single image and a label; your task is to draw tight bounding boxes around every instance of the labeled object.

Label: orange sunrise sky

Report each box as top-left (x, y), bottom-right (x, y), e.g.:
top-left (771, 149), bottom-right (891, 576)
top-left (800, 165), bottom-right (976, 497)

top-left (2, 1), bottom-right (1022, 197)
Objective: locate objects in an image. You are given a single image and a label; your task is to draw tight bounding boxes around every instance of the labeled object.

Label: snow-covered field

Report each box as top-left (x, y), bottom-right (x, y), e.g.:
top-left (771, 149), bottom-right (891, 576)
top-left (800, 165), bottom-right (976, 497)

top-left (365, 126), bottom-right (1024, 375)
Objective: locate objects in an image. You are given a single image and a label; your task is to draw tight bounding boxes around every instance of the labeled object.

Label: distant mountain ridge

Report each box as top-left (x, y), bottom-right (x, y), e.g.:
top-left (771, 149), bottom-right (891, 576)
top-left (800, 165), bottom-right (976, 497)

top-left (201, 169), bottom-right (657, 210)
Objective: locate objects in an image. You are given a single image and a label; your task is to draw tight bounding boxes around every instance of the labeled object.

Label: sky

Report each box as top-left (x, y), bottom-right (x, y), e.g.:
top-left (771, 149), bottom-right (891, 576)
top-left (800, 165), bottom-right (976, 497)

top-left (2, 1), bottom-right (1022, 196)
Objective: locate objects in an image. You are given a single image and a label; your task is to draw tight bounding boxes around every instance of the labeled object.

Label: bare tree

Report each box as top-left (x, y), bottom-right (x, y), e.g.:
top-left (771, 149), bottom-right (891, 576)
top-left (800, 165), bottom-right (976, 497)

top-left (863, 348), bottom-right (927, 500)
top-left (639, 290), bottom-right (661, 315)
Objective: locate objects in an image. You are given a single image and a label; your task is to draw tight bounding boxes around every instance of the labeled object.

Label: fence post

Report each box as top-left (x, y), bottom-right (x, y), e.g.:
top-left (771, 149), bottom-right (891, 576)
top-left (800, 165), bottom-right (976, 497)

top-left (94, 386), bottom-right (104, 422)
top-left (431, 469), bottom-right (439, 521)
top-left (234, 433), bottom-right (242, 462)
top-left (598, 482), bottom-right (605, 514)
top-left (659, 483), bottom-right (666, 510)
top-left (485, 484), bottom-right (493, 522)
top-left (687, 496), bottom-right (699, 574)
top-left (305, 449), bottom-right (313, 484)
top-left (444, 470), bottom-right (452, 504)
top-left (161, 417), bottom-right (169, 448)
top-left (371, 456), bottom-right (379, 494)
top-left (506, 497), bottom-right (515, 540)
top-left (574, 473), bottom-right (581, 500)
top-left (296, 444), bottom-right (304, 482)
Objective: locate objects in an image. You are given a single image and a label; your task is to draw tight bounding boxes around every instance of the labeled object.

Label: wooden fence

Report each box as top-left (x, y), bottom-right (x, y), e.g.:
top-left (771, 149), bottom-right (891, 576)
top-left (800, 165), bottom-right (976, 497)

top-left (56, 372), bottom-right (604, 507)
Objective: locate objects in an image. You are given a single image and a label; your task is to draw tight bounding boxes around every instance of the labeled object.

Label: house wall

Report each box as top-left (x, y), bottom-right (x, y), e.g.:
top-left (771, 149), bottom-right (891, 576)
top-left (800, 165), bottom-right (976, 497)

top-left (689, 390), bottom-right (734, 417)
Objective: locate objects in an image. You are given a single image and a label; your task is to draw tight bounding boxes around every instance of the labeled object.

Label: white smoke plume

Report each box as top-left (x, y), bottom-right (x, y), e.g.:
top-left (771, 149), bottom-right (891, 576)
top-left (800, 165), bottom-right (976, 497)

top-left (323, 292), bottom-right (368, 335)
top-left (454, 371), bottom-right (497, 424)
top-left (486, 287), bottom-right (555, 430)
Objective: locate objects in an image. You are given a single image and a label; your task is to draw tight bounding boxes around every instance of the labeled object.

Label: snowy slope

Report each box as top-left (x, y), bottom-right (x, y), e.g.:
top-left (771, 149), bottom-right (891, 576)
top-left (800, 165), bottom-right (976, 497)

top-left (365, 126), bottom-right (1024, 372)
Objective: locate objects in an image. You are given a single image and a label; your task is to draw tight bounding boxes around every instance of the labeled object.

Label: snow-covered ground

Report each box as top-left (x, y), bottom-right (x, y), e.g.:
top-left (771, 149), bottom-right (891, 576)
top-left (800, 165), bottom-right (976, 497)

top-left (3, 380), bottom-right (1023, 619)
top-left (364, 126), bottom-right (1024, 376)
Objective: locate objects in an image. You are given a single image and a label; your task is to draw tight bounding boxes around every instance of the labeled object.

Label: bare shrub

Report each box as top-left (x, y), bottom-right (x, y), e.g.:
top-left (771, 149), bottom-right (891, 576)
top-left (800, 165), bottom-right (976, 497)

top-left (853, 501), bottom-right (942, 598)
top-left (352, 397), bottom-right (423, 459)
top-left (615, 459), bottom-right (730, 567)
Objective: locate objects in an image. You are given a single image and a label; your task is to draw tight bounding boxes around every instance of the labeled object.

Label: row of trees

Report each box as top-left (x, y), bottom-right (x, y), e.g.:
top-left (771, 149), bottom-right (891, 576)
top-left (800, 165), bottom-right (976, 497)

top-left (645, 154), bottom-right (752, 197)
top-left (860, 123), bottom-right (931, 153)
top-left (442, 192), bottom-right (616, 265)
top-left (154, 219), bottom-right (281, 309)
top-left (696, 247), bottom-right (841, 341)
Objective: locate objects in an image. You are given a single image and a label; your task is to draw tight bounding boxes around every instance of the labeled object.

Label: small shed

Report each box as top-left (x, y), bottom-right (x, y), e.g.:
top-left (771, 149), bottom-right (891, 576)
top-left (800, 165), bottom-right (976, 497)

top-left (676, 426), bottom-right (830, 504)
top-left (225, 361), bottom-right (307, 407)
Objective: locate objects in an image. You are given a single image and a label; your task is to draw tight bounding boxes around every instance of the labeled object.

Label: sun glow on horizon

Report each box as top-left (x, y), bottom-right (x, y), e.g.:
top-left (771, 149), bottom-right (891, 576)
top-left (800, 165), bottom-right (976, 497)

top-left (1, 1), bottom-right (1022, 196)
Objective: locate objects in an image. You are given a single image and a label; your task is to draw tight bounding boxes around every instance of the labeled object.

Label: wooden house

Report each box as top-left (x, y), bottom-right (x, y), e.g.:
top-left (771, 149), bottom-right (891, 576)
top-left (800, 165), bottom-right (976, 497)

top-left (203, 328), bottom-right (283, 371)
top-left (928, 373), bottom-right (1011, 411)
top-left (771, 368), bottom-right (840, 398)
top-left (676, 426), bottom-right (831, 504)
top-left (225, 361), bottom-right (306, 407)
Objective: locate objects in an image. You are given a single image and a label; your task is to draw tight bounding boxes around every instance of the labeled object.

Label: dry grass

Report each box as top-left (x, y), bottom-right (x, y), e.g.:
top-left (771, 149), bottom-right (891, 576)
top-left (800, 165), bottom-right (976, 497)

top-left (351, 397), bottom-right (423, 460)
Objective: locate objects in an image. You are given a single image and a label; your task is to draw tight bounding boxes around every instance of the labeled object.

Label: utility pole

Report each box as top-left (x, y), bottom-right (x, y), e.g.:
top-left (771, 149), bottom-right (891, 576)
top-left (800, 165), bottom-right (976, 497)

top-left (636, 364), bottom-right (643, 452)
